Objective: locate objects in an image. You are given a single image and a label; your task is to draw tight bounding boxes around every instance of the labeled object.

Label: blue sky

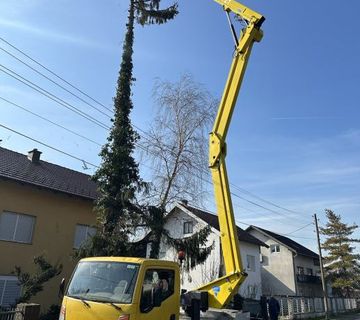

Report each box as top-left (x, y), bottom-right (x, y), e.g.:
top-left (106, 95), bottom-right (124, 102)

top-left (0, 0), bottom-right (359, 253)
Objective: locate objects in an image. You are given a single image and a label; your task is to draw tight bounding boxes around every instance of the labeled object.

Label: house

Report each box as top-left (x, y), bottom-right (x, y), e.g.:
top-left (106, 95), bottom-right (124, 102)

top-left (0, 147), bottom-right (97, 310)
top-left (157, 202), bottom-right (267, 300)
top-left (246, 225), bottom-right (323, 297)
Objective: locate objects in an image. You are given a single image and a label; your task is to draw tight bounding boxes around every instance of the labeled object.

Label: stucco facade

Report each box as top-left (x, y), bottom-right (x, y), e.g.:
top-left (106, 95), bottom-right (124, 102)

top-left (157, 205), bottom-right (264, 300)
top-left (0, 178), bottom-right (96, 310)
top-left (248, 227), bottom-right (323, 297)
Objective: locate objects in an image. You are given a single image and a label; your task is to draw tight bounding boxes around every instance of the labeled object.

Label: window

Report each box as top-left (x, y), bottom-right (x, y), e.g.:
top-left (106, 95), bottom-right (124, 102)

top-left (73, 224), bottom-right (96, 249)
top-left (270, 244), bottom-right (280, 253)
top-left (183, 221), bottom-right (193, 234)
top-left (306, 268), bottom-right (313, 275)
top-left (313, 258), bottom-right (320, 266)
top-left (67, 261), bottom-right (139, 304)
top-left (0, 276), bottom-right (21, 307)
top-left (297, 266), bottom-right (304, 275)
top-left (246, 255), bottom-right (256, 272)
top-left (140, 269), bottom-right (175, 313)
top-left (0, 211), bottom-right (35, 244)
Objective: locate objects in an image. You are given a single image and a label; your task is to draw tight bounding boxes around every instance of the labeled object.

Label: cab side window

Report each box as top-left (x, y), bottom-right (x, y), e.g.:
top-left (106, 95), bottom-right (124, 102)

top-left (140, 269), bottom-right (175, 313)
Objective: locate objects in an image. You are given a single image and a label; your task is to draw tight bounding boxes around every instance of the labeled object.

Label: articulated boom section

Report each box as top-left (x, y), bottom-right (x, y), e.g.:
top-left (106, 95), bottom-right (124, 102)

top-left (196, 0), bottom-right (264, 309)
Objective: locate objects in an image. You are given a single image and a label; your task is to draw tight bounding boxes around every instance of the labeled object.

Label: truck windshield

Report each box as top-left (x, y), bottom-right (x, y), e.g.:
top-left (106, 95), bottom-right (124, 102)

top-left (67, 261), bottom-right (140, 304)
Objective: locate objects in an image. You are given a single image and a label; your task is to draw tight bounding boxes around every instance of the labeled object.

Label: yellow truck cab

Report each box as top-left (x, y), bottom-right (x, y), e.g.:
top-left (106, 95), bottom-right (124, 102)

top-left (59, 257), bottom-right (180, 320)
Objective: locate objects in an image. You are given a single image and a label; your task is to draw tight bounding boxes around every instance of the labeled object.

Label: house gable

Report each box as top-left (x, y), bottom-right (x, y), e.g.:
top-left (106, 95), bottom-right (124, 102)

top-left (247, 225), bottom-right (323, 297)
top-left (173, 203), bottom-right (267, 247)
top-left (162, 203), bottom-right (264, 299)
top-left (247, 225), bottom-right (318, 259)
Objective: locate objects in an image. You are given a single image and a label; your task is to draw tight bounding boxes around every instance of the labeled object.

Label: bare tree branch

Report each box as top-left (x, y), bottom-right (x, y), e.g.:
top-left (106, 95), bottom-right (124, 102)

top-left (140, 74), bottom-right (218, 209)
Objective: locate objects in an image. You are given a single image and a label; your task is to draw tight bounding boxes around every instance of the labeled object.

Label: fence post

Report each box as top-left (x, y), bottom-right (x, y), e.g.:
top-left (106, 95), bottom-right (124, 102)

top-left (288, 297), bottom-right (294, 318)
top-left (15, 303), bottom-right (40, 320)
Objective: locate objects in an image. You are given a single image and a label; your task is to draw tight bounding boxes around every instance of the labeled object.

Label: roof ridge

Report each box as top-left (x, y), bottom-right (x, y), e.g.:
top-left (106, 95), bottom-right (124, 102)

top-left (250, 225), bottom-right (318, 258)
top-left (0, 146), bottom-right (92, 178)
top-left (180, 203), bottom-right (267, 247)
top-left (0, 146), bottom-right (97, 199)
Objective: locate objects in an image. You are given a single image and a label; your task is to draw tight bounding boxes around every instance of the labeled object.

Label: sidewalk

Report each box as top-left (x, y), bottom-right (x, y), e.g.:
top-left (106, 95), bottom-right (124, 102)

top-left (329, 313), bottom-right (360, 320)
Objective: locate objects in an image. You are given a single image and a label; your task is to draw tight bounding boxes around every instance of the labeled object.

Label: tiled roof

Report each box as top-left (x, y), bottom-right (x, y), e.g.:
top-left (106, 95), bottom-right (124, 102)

top-left (0, 147), bottom-right (97, 200)
top-left (180, 203), bottom-right (267, 247)
top-left (248, 226), bottom-right (319, 259)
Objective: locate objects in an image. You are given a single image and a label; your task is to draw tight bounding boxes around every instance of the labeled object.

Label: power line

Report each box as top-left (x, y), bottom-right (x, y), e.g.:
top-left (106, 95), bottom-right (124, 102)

top-left (231, 192), bottom-right (306, 224)
top-left (234, 220), bottom-right (315, 240)
top-left (0, 64), bottom-right (110, 130)
top-left (135, 131), bottom-right (310, 226)
top-left (142, 149), bottom-right (310, 227)
top-left (0, 123), bottom-right (99, 168)
top-left (0, 36), bottom-right (113, 113)
top-left (0, 96), bottom-right (102, 147)
top-left (138, 136), bottom-right (308, 224)
top-left (138, 130), bottom-right (309, 221)
top-left (0, 38), bottom-right (309, 221)
top-left (0, 94), bottom-right (309, 228)
top-left (0, 45), bottom-right (113, 119)
top-left (0, 41), bottom-right (312, 223)
top-left (230, 184), bottom-right (306, 216)
top-left (184, 203), bottom-right (315, 240)
top-left (284, 222), bottom-right (314, 236)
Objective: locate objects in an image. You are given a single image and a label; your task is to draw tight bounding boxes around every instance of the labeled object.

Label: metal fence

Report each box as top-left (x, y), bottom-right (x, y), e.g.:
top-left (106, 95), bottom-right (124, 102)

top-left (0, 307), bottom-right (22, 320)
top-left (276, 296), bottom-right (358, 319)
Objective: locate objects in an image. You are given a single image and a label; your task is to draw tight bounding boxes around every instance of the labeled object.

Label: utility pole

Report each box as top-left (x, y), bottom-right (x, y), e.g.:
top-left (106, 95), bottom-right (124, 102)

top-left (314, 213), bottom-right (329, 319)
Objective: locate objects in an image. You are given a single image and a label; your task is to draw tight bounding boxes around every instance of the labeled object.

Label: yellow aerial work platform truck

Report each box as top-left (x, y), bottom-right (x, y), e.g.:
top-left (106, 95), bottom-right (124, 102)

top-left (58, 1), bottom-right (265, 319)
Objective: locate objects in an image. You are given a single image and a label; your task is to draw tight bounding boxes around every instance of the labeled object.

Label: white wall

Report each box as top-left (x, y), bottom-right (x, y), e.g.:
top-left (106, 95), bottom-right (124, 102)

top-left (159, 206), bottom-right (263, 300)
top-left (248, 229), bottom-right (296, 296)
top-left (238, 241), bottom-right (262, 299)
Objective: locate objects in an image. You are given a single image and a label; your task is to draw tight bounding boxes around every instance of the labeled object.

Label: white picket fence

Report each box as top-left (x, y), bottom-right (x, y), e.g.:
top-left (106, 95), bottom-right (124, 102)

top-left (276, 296), bottom-right (358, 319)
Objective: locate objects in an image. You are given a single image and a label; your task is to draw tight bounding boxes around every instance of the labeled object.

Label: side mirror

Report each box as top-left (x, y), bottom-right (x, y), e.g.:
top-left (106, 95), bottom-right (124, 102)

top-left (59, 278), bottom-right (66, 298)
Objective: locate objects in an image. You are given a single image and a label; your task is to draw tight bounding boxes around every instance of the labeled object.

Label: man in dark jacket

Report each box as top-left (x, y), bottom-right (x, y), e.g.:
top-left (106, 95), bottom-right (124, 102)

top-left (268, 296), bottom-right (280, 320)
top-left (260, 295), bottom-right (269, 320)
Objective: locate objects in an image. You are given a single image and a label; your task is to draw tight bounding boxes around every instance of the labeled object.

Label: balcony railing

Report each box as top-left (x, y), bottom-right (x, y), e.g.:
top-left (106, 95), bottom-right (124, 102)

top-left (296, 274), bottom-right (321, 284)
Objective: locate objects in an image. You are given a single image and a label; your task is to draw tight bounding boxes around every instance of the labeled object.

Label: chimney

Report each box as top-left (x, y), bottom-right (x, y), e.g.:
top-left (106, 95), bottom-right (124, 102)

top-left (27, 148), bottom-right (42, 163)
top-left (180, 199), bottom-right (188, 206)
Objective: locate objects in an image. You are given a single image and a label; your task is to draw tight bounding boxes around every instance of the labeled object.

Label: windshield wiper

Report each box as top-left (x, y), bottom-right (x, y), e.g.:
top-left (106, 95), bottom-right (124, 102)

top-left (69, 289), bottom-right (91, 308)
top-left (107, 302), bottom-right (122, 311)
top-left (85, 296), bottom-right (123, 309)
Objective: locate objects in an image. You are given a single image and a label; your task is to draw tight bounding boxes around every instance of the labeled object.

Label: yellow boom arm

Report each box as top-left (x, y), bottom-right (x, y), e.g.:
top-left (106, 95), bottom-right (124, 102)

top-left (196, 0), bottom-right (264, 308)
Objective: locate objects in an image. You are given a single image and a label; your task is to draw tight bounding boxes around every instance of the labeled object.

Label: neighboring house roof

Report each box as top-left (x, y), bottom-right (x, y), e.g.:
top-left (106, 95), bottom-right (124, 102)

top-left (247, 225), bottom-right (319, 259)
top-left (0, 147), bottom-right (97, 200)
top-left (177, 203), bottom-right (267, 248)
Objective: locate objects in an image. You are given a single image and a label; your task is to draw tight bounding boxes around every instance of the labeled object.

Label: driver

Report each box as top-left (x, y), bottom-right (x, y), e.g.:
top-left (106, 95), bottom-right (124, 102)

top-left (154, 272), bottom-right (171, 303)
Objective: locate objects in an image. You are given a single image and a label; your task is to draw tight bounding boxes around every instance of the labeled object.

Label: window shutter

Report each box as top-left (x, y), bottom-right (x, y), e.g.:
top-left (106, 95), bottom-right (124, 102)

top-left (0, 212), bottom-right (35, 244)
top-left (0, 212), bottom-right (17, 241)
top-left (2, 280), bottom-right (21, 306)
top-left (0, 277), bottom-right (21, 307)
top-left (15, 214), bottom-right (35, 243)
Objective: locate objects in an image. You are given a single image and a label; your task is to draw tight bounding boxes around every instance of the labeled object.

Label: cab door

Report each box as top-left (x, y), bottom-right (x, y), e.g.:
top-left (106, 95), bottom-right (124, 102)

top-left (137, 268), bottom-right (179, 320)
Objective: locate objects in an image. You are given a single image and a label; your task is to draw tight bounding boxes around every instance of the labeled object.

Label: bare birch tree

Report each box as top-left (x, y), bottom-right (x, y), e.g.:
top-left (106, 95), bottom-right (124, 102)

top-left (141, 74), bottom-right (218, 209)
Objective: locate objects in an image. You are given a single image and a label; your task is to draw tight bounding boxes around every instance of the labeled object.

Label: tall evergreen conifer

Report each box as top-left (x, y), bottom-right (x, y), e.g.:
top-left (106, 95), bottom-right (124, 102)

top-left (320, 209), bottom-right (360, 297)
top-left (76, 0), bottom-right (178, 258)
